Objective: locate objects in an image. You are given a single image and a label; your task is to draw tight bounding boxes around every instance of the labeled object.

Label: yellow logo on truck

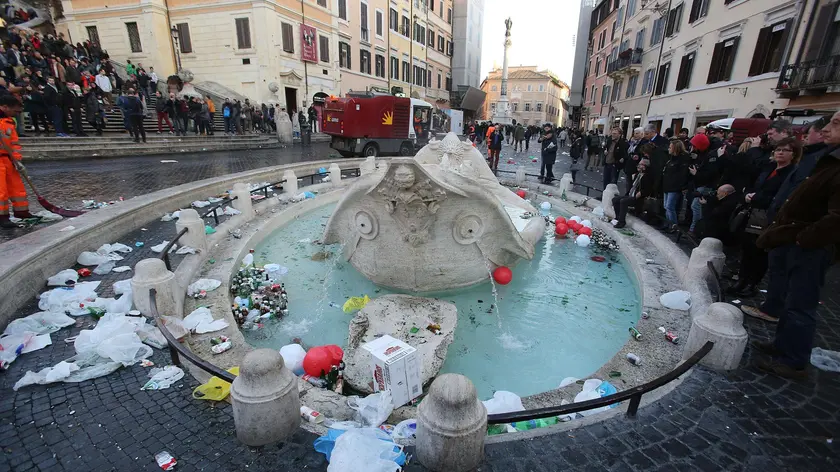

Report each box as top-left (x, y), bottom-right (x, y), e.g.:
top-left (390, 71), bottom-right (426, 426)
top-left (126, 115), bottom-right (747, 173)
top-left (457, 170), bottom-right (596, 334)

top-left (382, 111), bottom-right (393, 126)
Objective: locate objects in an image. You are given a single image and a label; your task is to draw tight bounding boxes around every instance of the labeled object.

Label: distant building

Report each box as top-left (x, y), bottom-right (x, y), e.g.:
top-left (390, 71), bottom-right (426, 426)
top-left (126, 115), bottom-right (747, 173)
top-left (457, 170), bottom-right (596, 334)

top-left (570, 0), bottom-right (596, 129)
top-left (479, 66), bottom-right (570, 127)
top-left (579, 0), bottom-right (620, 131)
top-left (451, 0), bottom-right (484, 89)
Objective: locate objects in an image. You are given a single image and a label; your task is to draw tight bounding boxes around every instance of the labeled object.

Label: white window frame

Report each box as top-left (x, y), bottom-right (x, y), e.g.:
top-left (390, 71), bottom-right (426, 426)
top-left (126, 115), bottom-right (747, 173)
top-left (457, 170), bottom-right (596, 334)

top-left (375, 8), bottom-right (384, 39)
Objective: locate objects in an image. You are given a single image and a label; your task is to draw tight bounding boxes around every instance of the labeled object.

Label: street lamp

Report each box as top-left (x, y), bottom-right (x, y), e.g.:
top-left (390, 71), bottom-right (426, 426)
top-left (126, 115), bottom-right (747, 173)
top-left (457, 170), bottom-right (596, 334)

top-left (170, 26), bottom-right (182, 72)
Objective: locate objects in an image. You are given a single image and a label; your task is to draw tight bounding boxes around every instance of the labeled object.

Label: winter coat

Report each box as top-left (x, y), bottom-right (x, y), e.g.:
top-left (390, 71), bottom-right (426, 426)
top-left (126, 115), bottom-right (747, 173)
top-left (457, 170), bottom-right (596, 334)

top-left (767, 143), bottom-right (838, 223)
top-left (539, 131), bottom-right (558, 157)
top-left (661, 153), bottom-right (690, 193)
top-left (513, 125), bottom-right (525, 141)
top-left (488, 131), bottom-right (504, 150)
top-left (747, 164), bottom-right (795, 210)
top-left (83, 91), bottom-right (102, 119)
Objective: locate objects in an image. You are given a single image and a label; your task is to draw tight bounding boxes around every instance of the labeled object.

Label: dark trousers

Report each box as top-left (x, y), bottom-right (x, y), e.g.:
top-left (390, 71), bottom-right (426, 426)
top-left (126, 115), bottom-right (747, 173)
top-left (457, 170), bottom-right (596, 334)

top-left (173, 113), bottom-right (187, 135)
top-left (624, 170), bottom-right (637, 195)
top-left (208, 112), bottom-right (215, 134)
top-left (88, 113), bottom-right (104, 134)
top-left (129, 115), bottom-right (146, 142)
top-left (48, 106), bottom-right (64, 133)
top-left (612, 195), bottom-right (637, 224)
top-left (540, 154), bottom-right (556, 181)
top-left (603, 163), bottom-right (618, 189)
top-left (70, 108), bottom-right (83, 135)
top-left (738, 233), bottom-right (768, 286)
top-left (763, 244), bottom-right (832, 368)
top-left (488, 149), bottom-right (500, 169)
top-left (31, 112), bottom-right (50, 133)
top-left (525, 138), bottom-right (529, 151)
top-left (309, 118), bottom-right (317, 133)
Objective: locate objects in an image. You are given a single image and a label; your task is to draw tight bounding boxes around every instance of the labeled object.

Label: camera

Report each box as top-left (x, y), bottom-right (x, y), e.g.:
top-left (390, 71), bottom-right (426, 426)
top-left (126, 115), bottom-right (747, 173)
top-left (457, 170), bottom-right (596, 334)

top-left (692, 188), bottom-right (716, 199)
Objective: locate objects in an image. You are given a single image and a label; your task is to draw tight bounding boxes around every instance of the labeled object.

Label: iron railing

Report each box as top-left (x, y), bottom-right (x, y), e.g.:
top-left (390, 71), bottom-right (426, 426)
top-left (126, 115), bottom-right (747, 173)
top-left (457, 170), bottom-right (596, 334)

top-left (607, 49), bottom-right (643, 75)
top-left (159, 227), bottom-right (189, 271)
top-left (777, 55), bottom-right (840, 92)
top-left (487, 341), bottom-right (714, 423)
top-left (201, 196), bottom-right (238, 225)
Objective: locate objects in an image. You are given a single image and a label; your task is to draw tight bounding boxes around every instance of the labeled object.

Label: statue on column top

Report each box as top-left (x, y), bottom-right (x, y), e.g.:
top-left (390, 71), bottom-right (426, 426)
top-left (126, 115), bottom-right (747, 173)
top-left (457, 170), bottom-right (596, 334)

top-left (504, 18), bottom-right (512, 37)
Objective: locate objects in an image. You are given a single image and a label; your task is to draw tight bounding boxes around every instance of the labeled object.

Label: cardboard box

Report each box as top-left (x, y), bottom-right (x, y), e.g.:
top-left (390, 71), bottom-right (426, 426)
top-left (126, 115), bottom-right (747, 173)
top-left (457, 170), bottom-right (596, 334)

top-left (362, 335), bottom-right (422, 407)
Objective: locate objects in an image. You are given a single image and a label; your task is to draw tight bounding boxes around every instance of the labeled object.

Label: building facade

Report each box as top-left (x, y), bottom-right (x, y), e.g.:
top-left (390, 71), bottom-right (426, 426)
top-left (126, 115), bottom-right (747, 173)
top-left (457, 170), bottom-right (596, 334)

top-left (580, 0), bottom-right (620, 131)
top-left (479, 66), bottom-right (570, 127)
top-left (646, 0), bottom-right (800, 132)
top-left (56, 0), bottom-right (455, 112)
top-left (570, 0), bottom-right (596, 128)
top-left (451, 0), bottom-right (484, 90)
top-left (775, 0), bottom-right (840, 112)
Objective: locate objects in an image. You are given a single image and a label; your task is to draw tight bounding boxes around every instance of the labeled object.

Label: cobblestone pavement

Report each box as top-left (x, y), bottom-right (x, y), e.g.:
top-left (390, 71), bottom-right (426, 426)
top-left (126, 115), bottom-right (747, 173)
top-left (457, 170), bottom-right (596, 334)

top-left (0, 143), bottom-right (338, 244)
top-left (1, 141), bottom-right (839, 471)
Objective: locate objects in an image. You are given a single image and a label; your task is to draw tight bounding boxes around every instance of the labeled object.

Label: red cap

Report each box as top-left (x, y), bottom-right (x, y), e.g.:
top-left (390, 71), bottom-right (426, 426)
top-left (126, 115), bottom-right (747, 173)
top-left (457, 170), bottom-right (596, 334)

top-left (690, 134), bottom-right (710, 152)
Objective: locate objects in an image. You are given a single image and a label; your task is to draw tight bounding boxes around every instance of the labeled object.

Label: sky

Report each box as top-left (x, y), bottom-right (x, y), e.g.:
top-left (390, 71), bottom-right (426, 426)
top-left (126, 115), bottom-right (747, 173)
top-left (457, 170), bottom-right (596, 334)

top-left (480, 0), bottom-right (581, 86)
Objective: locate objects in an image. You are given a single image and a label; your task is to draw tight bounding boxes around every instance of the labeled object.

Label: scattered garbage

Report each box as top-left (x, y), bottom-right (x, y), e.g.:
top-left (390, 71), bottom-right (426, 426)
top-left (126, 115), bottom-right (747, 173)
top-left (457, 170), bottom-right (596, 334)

top-left (592, 206), bottom-right (605, 217)
top-left (347, 390), bottom-right (394, 427)
top-left (222, 206), bottom-right (241, 216)
top-left (59, 226), bottom-right (76, 232)
top-left (47, 269), bottom-right (79, 286)
top-left (135, 242), bottom-right (145, 247)
top-left (210, 336), bottom-right (232, 354)
top-left (629, 327), bottom-right (642, 340)
top-left (205, 225), bottom-right (216, 235)
top-left (280, 343), bottom-right (307, 375)
top-left (192, 367), bottom-right (239, 401)
top-left (93, 261), bottom-right (116, 275)
top-left (161, 213), bottom-right (175, 222)
top-left (154, 451), bottom-right (177, 470)
top-left (187, 278), bottom-right (222, 296)
top-left (151, 241), bottom-right (178, 254)
top-left (182, 307), bottom-right (229, 334)
top-left (342, 295), bottom-right (371, 313)
top-left (811, 347), bottom-right (840, 372)
top-left (191, 200), bottom-right (212, 208)
top-left (3, 311), bottom-right (75, 337)
top-left (77, 268), bottom-right (92, 277)
top-left (160, 159), bottom-right (179, 163)
top-left (626, 353), bottom-right (642, 365)
top-left (301, 406), bottom-right (325, 424)
top-left (361, 336), bottom-right (420, 407)
top-left (575, 234), bottom-right (591, 247)
top-left (574, 379), bottom-right (617, 417)
top-left (665, 331), bottom-right (680, 344)
top-left (77, 243), bottom-right (130, 266)
top-left (558, 377), bottom-right (578, 388)
top-left (483, 391), bottom-right (525, 415)
top-left (326, 428), bottom-right (404, 472)
top-left (38, 281), bottom-right (100, 315)
top-left (159, 316), bottom-right (189, 340)
top-left (391, 419), bottom-right (417, 439)
top-left (112, 266), bottom-right (132, 273)
top-left (141, 359), bottom-right (155, 367)
top-left (660, 290), bottom-right (692, 310)
top-left (175, 246), bottom-right (197, 255)
top-left (230, 266), bottom-right (289, 327)
top-left (142, 366), bottom-right (185, 390)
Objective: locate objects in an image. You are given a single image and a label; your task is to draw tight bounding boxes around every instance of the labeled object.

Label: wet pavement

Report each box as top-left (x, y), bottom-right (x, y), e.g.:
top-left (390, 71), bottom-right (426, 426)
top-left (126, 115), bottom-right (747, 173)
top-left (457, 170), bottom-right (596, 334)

top-left (1, 140), bottom-right (839, 471)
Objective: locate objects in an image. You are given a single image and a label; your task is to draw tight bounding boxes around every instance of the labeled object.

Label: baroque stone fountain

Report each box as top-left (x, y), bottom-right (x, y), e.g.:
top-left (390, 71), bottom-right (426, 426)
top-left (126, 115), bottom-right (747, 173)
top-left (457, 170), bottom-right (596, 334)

top-left (322, 132), bottom-right (544, 292)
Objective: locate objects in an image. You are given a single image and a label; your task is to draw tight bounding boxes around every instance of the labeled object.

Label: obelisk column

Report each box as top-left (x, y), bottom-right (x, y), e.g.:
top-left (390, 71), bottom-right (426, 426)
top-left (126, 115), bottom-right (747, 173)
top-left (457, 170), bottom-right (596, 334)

top-left (494, 18), bottom-right (513, 125)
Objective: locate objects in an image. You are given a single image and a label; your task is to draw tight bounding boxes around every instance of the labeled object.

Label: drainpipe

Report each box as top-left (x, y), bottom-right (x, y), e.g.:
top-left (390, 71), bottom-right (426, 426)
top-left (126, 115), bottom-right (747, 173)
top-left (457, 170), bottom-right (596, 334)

top-left (645, 0), bottom-right (673, 121)
top-left (410, 1), bottom-right (414, 97)
top-left (163, 0), bottom-right (177, 74)
top-left (301, 0), bottom-right (310, 107)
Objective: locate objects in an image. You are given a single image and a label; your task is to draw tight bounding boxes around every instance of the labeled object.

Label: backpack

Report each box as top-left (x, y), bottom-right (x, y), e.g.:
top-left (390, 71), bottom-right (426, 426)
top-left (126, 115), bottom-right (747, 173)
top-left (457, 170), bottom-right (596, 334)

top-left (223, 107), bottom-right (230, 118)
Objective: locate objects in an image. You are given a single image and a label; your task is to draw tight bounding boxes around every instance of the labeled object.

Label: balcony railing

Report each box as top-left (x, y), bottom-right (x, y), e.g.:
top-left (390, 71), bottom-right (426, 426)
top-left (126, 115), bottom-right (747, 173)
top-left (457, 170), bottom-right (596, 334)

top-left (607, 48), bottom-right (643, 75)
top-left (777, 55), bottom-right (840, 92)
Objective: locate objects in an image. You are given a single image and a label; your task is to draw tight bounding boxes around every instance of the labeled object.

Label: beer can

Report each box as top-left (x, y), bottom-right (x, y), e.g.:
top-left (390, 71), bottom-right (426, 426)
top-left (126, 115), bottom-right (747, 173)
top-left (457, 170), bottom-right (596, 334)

top-left (629, 327), bottom-right (642, 340)
top-left (626, 353), bottom-right (642, 365)
top-left (300, 406), bottom-right (324, 424)
top-left (666, 331), bottom-right (680, 344)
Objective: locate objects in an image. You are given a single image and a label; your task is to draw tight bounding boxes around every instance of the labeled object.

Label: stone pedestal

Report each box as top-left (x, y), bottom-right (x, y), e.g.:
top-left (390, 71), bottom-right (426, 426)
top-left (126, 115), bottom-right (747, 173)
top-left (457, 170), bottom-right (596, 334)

top-left (558, 173), bottom-right (573, 195)
top-left (515, 165), bottom-right (526, 185)
top-left (683, 302), bottom-right (748, 370)
top-left (230, 183), bottom-right (253, 221)
top-left (687, 238), bottom-right (726, 280)
top-left (131, 258), bottom-right (183, 318)
top-left (361, 156), bottom-right (376, 175)
top-left (329, 163), bottom-right (342, 186)
top-left (417, 374), bottom-right (487, 472)
top-left (276, 113), bottom-right (293, 144)
top-left (601, 183), bottom-right (620, 219)
top-left (231, 349), bottom-right (301, 446)
top-left (283, 170), bottom-right (298, 195)
top-left (174, 209), bottom-right (208, 252)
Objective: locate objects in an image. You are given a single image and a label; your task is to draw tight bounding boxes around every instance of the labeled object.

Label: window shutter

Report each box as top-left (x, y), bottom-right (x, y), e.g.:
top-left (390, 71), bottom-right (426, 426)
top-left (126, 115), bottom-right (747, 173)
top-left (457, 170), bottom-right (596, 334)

top-left (282, 23), bottom-right (294, 53)
top-left (236, 18), bottom-right (251, 49)
top-left (177, 23), bottom-right (192, 53)
top-left (804, 4), bottom-right (836, 61)
top-left (706, 41), bottom-right (724, 83)
top-left (723, 37), bottom-right (739, 81)
top-left (771, 19), bottom-right (794, 71)
top-left (748, 26), bottom-right (771, 76)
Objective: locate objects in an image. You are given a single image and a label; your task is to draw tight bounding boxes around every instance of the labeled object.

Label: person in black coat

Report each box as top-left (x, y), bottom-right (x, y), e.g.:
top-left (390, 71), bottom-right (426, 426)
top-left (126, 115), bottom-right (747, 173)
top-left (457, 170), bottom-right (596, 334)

top-left (603, 127), bottom-right (629, 190)
top-left (123, 89), bottom-right (146, 143)
top-left (487, 125), bottom-right (503, 171)
top-left (612, 158), bottom-right (655, 228)
top-left (83, 86), bottom-right (104, 135)
top-left (23, 85), bottom-right (49, 134)
top-left (624, 127), bottom-right (645, 194)
top-left (538, 123), bottom-right (558, 183)
top-left (697, 184), bottom-right (740, 244)
top-left (728, 138), bottom-right (800, 297)
top-left (569, 133), bottom-right (584, 182)
top-left (661, 139), bottom-right (690, 230)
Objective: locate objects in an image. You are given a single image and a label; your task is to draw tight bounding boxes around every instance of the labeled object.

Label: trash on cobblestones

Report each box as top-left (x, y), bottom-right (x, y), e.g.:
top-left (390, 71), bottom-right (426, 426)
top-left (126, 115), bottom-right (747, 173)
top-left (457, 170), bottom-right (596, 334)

top-left (187, 278), bottom-right (222, 296)
top-left (0, 333), bottom-right (52, 369)
top-left (135, 241), bottom-right (145, 247)
top-left (38, 281), bottom-right (100, 315)
top-left (222, 206), bottom-right (241, 216)
top-left (301, 405), bottom-right (325, 424)
top-left (112, 266), bottom-right (132, 273)
top-left (182, 307), bottom-right (229, 333)
top-left (154, 451), bottom-right (177, 470)
top-left (659, 290), bottom-right (691, 311)
top-left (161, 213), bottom-right (175, 222)
top-left (160, 160), bottom-right (179, 163)
top-left (4, 311), bottom-right (74, 337)
top-left (326, 428), bottom-right (405, 471)
top-left (113, 279), bottom-right (131, 295)
top-left (151, 241), bottom-right (178, 254)
top-left (205, 225), bottom-right (216, 234)
top-left (192, 367), bottom-right (239, 401)
top-left (142, 366), bottom-right (185, 390)
top-left (77, 268), bottom-right (92, 277)
top-left (32, 210), bottom-right (63, 222)
top-left (59, 225), bottom-right (76, 232)
top-left (141, 359), bottom-right (155, 367)
top-left (175, 246), bottom-right (198, 255)
top-left (47, 269), bottom-right (79, 286)
top-left (810, 347), bottom-right (840, 373)
top-left (93, 261), bottom-right (116, 275)
top-left (192, 200), bottom-right (212, 208)
top-left (137, 324), bottom-right (168, 350)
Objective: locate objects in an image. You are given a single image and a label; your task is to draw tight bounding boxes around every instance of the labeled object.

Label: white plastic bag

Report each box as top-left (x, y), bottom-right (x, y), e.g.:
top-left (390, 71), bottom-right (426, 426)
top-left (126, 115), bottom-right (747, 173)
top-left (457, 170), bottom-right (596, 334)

top-left (222, 206), bottom-right (241, 216)
top-left (182, 307), bottom-right (229, 333)
top-left (98, 243), bottom-right (133, 254)
top-left (77, 251), bottom-right (111, 266)
top-left (347, 391), bottom-right (394, 427)
top-left (112, 266), bottom-right (132, 273)
top-left (93, 261), bottom-right (116, 275)
top-left (38, 282), bottom-right (100, 315)
top-left (34, 210), bottom-right (63, 222)
top-left (592, 206), bottom-right (605, 217)
top-left (264, 264), bottom-right (289, 281)
top-left (482, 390), bottom-right (525, 415)
top-left (392, 419), bottom-right (417, 439)
top-left (47, 269), bottom-right (79, 286)
top-left (280, 344), bottom-right (306, 375)
top-left (558, 377), bottom-right (579, 388)
top-left (142, 366), bottom-right (184, 390)
top-left (74, 314), bottom-right (152, 365)
top-left (660, 290), bottom-right (692, 310)
top-left (113, 279), bottom-right (131, 295)
top-left (811, 347), bottom-right (840, 372)
top-left (175, 246), bottom-right (197, 255)
top-left (327, 428), bottom-right (401, 472)
top-left (191, 200), bottom-right (211, 208)
top-left (187, 279), bottom-right (222, 296)
top-left (4, 311), bottom-right (75, 336)
top-left (151, 241), bottom-right (178, 254)
top-left (160, 316), bottom-right (189, 340)
top-left (137, 324), bottom-right (168, 349)
top-left (575, 379), bottom-right (611, 417)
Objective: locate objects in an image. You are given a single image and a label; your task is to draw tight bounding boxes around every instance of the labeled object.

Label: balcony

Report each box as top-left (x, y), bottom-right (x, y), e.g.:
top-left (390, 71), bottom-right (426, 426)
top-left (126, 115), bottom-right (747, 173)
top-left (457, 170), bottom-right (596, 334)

top-left (607, 48), bottom-right (643, 77)
top-left (776, 55), bottom-right (840, 97)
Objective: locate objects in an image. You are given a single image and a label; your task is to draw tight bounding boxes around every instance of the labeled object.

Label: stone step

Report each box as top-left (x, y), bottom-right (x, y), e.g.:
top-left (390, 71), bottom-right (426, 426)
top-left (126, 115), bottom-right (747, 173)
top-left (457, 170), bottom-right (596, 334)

top-left (21, 138), bottom-right (281, 160)
top-left (19, 134), bottom-right (272, 144)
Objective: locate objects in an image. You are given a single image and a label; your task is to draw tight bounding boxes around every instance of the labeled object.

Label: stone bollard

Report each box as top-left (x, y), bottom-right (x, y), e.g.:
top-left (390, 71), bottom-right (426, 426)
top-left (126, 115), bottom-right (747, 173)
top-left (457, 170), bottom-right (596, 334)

top-left (417, 374), bottom-right (487, 472)
top-left (515, 165), bottom-right (526, 185)
top-left (230, 183), bottom-right (254, 221)
top-left (687, 237), bottom-right (726, 279)
top-left (360, 156), bottom-right (376, 175)
top-left (174, 209), bottom-right (208, 252)
top-left (328, 163), bottom-right (342, 186)
top-left (131, 258), bottom-right (183, 318)
top-left (558, 173), bottom-right (573, 195)
top-left (283, 170), bottom-right (298, 195)
top-left (683, 302), bottom-right (748, 370)
top-left (601, 183), bottom-right (620, 219)
top-left (231, 349), bottom-right (301, 446)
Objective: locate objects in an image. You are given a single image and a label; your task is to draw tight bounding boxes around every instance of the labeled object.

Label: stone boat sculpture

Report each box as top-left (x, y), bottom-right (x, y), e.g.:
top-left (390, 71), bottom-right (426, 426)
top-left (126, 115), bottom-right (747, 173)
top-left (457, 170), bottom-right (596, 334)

top-left (322, 132), bottom-right (544, 292)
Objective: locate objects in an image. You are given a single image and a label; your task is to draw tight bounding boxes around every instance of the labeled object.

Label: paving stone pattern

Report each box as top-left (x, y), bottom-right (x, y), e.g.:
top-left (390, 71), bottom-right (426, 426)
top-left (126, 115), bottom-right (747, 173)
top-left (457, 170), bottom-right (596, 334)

top-left (1, 141), bottom-right (839, 471)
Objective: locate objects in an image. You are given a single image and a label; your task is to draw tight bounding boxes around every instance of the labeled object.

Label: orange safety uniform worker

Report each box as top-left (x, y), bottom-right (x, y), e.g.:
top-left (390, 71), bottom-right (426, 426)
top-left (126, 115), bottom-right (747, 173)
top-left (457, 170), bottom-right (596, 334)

top-left (485, 124), bottom-right (495, 143)
top-left (0, 95), bottom-right (30, 229)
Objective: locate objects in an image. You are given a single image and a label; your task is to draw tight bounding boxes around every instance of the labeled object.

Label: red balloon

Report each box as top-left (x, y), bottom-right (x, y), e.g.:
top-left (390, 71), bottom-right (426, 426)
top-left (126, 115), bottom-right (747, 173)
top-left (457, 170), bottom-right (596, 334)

top-left (303, 345), bottom-right (345, 377)
top-left (555, 224), bottom-right (569, 238)
top-left (516, 190), bottom-right (527, 199)
top-left (492, 266), bottom-right (513, 285)
top-left (580, 226), bottom-right (592, 236)
top-left (555, 216), bottom-right (567, 225)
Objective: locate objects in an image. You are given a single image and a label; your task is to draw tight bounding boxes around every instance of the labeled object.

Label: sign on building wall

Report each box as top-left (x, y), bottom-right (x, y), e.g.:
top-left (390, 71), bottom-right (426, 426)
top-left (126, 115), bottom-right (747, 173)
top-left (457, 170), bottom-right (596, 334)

top-left (300, 25), bottom-right (318, 63)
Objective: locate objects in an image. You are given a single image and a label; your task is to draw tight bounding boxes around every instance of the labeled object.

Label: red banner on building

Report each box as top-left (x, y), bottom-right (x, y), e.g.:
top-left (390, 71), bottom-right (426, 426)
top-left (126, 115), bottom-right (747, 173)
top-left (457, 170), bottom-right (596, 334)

top-left (300, 25), bottom-right (318, 63)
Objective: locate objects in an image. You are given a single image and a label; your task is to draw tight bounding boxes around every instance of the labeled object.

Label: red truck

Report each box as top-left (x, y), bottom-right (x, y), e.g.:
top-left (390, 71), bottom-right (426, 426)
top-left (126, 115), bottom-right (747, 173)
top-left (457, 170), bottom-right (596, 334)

top-left (322, 93), bottom-right (434, 157)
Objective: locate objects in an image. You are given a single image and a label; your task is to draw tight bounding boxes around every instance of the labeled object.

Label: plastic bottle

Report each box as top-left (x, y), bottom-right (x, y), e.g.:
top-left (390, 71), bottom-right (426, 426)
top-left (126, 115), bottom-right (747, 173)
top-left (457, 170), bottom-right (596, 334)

top-left (242, 249), bottom-right (255, 268)
top-left (511, 417), bottom-right (559, 431)
top-left (302, 374), bottom-right (328, 388)
top-left (626, 353), bottom-right (642, 365)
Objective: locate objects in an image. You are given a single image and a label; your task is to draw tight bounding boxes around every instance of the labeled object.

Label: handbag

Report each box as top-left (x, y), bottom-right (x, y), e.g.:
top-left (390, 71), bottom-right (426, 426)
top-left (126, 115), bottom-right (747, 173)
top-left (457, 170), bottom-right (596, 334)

top-left (744, 208), bottom-right (768, 235)
top-left (729, 204), bottom-right (751, 233)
